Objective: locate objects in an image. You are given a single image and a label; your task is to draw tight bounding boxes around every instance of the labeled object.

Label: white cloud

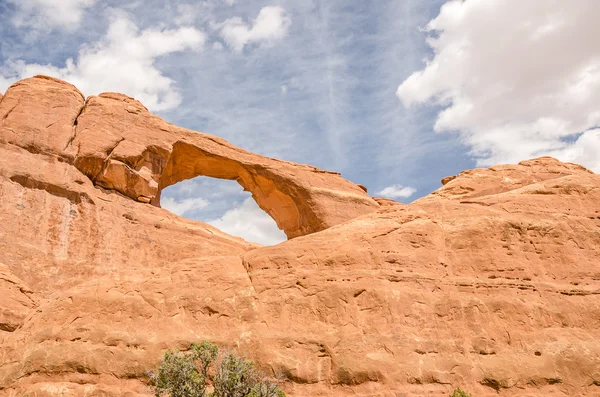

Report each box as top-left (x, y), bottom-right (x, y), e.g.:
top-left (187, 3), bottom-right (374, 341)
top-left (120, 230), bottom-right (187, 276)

top-left (0, 76), bottom-right (13, 95)
top-left (173, 2), bottom-right (214, 26)
top-left (161, 196), bottom-right (209, 216)
top-left (0, 13), bottom-right (205, 111)
top-left (208, 198), bottom-right (287, 245)
top-left (8, 0), bottom-right (95, 30)
top-left (376, 185), bottom-right (416, 199)
top-left (219, 6), bottom-right (291, 52)
top-left (397, 0), bottom-right (600, 172)
top-left (174, 3), bottom-right (200, 26)
top-left (160, 178), bottom-right (285, 245)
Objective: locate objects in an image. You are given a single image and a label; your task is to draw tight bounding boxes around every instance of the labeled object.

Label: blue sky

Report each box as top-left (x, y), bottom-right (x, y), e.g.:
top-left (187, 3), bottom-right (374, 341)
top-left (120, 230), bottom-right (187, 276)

top-left (2, 0), bottom-right (599, 244)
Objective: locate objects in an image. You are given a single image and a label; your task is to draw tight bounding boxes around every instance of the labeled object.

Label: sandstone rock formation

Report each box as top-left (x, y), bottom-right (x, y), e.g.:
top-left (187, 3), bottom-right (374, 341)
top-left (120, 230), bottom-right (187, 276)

top-left (0, 76), bottom-right (599, 397)
top-left (1, 76), bottom-right (377, 239)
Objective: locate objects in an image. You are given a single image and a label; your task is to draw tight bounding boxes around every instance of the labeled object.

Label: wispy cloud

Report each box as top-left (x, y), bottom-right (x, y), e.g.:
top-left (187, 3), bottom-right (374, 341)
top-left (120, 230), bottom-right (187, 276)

top-left (397, 0), bottom-right (600, 172)
top-left (218, 6), bottom-right (291, 52)
top-left (161, 197), bottom-right (209, 216)
top-left (376, 184), bottom-right (416, 199)
top-left (166, 1), bottom-right (456, 179)
top-left (8, 0), bottom-right (96, 31)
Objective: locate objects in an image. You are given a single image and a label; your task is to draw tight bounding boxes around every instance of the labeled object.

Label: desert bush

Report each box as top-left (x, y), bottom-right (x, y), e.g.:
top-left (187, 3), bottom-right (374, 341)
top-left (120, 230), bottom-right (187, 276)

top-left (212, 353), bottom-right (257, 397)
top-left (148, 341), bottom-right (285, 397)
top-left (450, 387), bottom-right (472, 397)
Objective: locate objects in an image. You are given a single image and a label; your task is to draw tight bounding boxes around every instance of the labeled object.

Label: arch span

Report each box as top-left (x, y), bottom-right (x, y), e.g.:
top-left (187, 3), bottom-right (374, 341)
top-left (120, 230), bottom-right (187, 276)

top-left (156, 141), bottom-right (304, 237)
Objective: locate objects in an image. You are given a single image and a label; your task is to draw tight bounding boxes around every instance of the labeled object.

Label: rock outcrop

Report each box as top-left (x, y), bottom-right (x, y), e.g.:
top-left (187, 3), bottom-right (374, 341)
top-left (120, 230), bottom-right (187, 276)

top-left (0, 76), bottom-right (378, 239)
top-left (0, 76), bottom-right (599, 397)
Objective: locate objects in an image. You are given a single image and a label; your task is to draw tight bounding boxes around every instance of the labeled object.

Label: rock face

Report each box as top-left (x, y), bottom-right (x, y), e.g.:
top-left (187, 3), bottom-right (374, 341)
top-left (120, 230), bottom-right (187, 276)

top-left (0, 76), bottom-right (599, 397)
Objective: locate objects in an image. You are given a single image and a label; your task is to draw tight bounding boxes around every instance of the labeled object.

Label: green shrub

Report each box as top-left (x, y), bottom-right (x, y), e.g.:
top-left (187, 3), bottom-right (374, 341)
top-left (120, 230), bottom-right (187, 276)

top-left (212, 353), bottom-right (257, 397)
top-left (148, 341), bottom-right (285, 397)
top-left (450, 387), bottom-right (472, 397)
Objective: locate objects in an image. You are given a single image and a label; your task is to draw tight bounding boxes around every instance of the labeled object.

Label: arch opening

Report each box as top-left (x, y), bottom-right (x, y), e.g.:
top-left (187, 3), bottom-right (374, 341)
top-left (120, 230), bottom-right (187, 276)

top-left (160, 176), bottom-right (287, 246)
top-left (151, 140), bottom-right (307, 240)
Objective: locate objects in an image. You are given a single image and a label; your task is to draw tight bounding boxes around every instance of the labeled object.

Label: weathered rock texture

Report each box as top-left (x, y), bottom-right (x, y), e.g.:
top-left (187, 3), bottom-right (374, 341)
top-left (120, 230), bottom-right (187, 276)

top-left (0, 76), bottom-right (599, 397)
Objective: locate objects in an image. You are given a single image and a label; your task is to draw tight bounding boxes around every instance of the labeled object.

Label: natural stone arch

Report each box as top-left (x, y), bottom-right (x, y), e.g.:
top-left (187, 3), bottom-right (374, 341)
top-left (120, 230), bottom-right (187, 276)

top-left (2, 76), bottom-right (379, 239)
top-left (72, 92), bottom-right (379, 239)
top-left (155, 141), bottom-right (303, 238)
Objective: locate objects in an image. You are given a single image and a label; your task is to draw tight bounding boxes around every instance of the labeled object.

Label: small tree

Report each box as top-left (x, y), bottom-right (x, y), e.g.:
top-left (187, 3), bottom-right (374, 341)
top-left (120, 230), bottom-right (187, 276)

top-left (212, 353), bottom-right (258, 397)
top-left (149, 341), bottom-right (285, 397)
top-left (149, 349), bottom-right (206, 397)
top-left (191, 341), bottom-right (219, 383)
top-left (450, 387), bottom-right (472, 397)
top-left (248, 379), bottom-right (286, 397)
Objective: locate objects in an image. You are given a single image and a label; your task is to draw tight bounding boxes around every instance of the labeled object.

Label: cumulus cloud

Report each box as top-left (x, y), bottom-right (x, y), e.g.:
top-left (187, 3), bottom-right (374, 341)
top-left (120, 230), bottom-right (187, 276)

top-left (0, 13), bottom-right (205, 111)
top-left (8, 0), bottom-right (95, 30)
top-left (208, 198), bottom-right (287, 245)
top-left (376, 185), bottom-right (417, 199)
top-left (161, 197), bottom-right (209, 216)
top-left (219, 6), bottom-right (291, 52)
top-left (397, 0), bottom-right (600, 172)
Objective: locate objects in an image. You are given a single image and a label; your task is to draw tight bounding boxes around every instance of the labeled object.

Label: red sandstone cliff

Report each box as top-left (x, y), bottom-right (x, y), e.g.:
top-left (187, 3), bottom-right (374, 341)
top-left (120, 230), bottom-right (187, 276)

top-left (0, 76), bottom-right (599, 396)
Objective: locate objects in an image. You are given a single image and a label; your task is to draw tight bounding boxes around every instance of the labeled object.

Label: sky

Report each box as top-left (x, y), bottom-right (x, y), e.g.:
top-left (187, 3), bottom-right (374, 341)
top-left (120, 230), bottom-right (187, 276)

top-left (1, 0), bottom-right (599, 245)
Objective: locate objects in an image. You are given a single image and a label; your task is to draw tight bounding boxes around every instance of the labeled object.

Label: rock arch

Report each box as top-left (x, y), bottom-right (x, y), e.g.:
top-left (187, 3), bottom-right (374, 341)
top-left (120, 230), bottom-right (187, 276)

top-left (1, 76), bottom-right (379, 240)
top-left (155, 141), bottom-right (304, 237)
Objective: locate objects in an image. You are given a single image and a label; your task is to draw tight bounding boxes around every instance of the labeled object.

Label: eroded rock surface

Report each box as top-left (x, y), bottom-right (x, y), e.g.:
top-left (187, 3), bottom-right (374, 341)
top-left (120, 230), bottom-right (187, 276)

top-left (0, 76), bottom-right (599, 396)
top-left (0, 264), bottom-right (36, 332)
